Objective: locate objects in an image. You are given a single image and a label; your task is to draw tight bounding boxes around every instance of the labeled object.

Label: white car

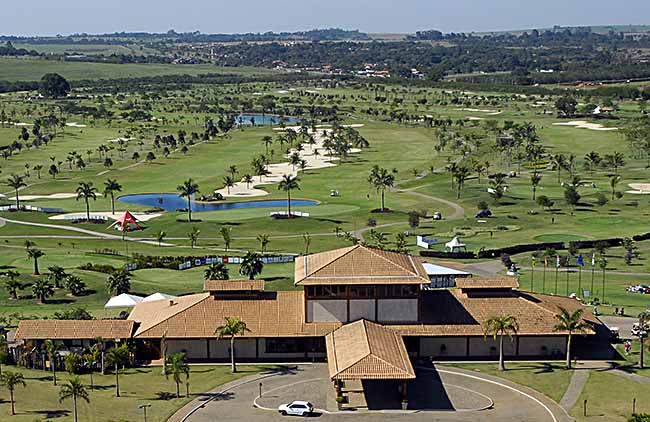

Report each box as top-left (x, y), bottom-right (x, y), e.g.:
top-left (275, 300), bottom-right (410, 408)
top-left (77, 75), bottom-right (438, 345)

top-left (278, 401), bottom-right (314, 416)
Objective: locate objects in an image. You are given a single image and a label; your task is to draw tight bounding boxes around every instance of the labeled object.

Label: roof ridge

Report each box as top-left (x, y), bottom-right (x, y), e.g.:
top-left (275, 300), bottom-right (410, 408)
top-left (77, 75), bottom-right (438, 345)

top-left (364, 246), bottom-right (419, 277)
top-left (134, 293), bottom-right (211, 337)
top-left (299, 245), bottom-right (356, 281)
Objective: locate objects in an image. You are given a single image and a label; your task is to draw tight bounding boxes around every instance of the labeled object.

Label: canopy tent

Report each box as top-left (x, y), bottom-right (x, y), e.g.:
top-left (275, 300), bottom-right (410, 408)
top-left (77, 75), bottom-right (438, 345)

top-left (444, 236), bottom-right (467, 252)
top-left (142, 292), bottom-right (177, 303)
top-left (104, 293), bottom-right (144, 309)
top-left (108, 210), bottom-right (142, 232)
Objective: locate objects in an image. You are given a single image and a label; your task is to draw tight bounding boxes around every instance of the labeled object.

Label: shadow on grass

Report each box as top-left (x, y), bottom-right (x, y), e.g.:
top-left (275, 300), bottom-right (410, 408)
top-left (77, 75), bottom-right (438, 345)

top-left (27, 409), bottom-right (69, 418)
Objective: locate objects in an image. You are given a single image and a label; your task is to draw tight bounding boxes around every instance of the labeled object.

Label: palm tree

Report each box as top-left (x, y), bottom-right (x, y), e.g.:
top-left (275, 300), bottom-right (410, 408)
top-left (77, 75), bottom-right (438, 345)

top-left (103, 179), bottom-right (122, 215)
top-left (550, 154), bottom-right (567, 184)
top-left (166, 352), bottom-right (190, 398)
top-left (584, 151), bottom-right (600, 175)
top-left (3, 270), bottom-right (21, 300)
top-left (0, 371), bottom-right (26, 415)
top-left (610, 175), bottom-right (621, 200)
top-left (243, 174), bottom-right (254, 189)
top-left (257, 234), bottom-right (270, 253)
top-left (216, 317), bottom-right (250, 373)
top-left (32, 277), bottom-right (53, 304)
top-left (261, 135), bottom-right (273, 155)
top-left (83, 346), bottom-right (100, 390)
top-left (155, 231), bottom-right (167, 246)
top-left (177, 178), bottom-right (199, 222)
top-left (75, 182), bottom-right (97, 221)
top-left (105, 343), bottom-right (129, 397)
top-left (483, 315), bottom-right (519, 371)
top-left (239, 251), bottom-right (264, 280)
top-left (187, 226), bottom-right (200, 249)
top-left (6, 174), bottom-right (26, 209)
top-left (204, 263), bottom-right (229, 280)
top-left (553, 307), bottom-right (590, 369)
top-left (34, 164), bottom-right (43, 179)
top-left (367, 166), bottom-right (395, 212)
top-left (220, 226), bottom-right (232, 251)
top-left (65, 275), bottom-right (86, 296)
top-left (106, 269), bottom-right (131, 295)
top-left (278, 175), bottom-right (300, 217)
top-left (453, 165), bottom-right (470, 199)
top-left (27, 248), bottom-right (45, 275)
top-left (59, 376), bottom-right (90, 422)
top-left (42, 339), bottom-right (62, 384)
top-left (605, 151), bottom-right (625, 175)
top-left (223, 175), bottom-right (235, 195)
top-left (489, 173), bottom-right (508, 203)
top-left (637, 311), bottom-right (650, 369)
top-left (530, 173), bottom-right (542, 200)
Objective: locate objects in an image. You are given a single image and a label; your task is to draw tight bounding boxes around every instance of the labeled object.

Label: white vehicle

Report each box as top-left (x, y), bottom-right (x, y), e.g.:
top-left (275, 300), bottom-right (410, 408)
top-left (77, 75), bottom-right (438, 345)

top-left (278, 401), bottom-right (314, 416)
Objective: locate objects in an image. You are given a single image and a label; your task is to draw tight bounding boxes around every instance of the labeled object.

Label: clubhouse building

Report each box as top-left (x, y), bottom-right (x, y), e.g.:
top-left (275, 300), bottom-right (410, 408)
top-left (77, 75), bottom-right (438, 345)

top-left (15, 245), bottom-right (602, 377)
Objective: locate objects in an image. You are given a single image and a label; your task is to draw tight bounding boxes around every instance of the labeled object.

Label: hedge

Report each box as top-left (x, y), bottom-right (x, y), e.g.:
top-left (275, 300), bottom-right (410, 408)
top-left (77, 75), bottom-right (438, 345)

top-left (419, 250), bottom-right (476, 259)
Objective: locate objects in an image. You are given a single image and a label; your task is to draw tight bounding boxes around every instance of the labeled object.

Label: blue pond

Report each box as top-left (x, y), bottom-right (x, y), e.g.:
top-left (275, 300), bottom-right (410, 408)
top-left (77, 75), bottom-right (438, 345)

top-left (236, 114), bottom-right (299, 126)
top-left (117, 193), bottom-right (317, 212)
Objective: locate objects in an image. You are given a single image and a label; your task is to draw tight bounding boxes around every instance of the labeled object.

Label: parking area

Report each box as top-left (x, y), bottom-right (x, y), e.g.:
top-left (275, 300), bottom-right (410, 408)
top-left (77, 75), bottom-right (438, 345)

top-left (180, 363), bottom-right (570, 422)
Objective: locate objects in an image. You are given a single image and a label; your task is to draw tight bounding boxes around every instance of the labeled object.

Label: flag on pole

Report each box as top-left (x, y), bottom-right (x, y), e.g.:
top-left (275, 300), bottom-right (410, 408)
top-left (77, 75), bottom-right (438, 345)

top-left (544, 256), bottom-right (548, 266)
top-left (556, 255), bottom-right (561, 268)
top-left (531, 257), bottom-right (537, 268)
top-left (591, 253), bottom-right (596, 266)
top-left (577, 254), bottom-right (585, 267)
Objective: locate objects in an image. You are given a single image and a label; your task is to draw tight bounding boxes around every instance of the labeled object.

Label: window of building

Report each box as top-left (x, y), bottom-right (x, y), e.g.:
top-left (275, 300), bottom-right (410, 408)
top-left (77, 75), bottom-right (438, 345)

top-left (265, 338), bottom-right (305, 354)
top-left (349, 286), bottom-right (375, 298)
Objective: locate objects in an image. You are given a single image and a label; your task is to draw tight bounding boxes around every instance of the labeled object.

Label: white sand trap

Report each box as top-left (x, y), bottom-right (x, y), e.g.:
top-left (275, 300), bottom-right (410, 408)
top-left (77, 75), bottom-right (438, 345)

top-left (276, 90), bottom-right (289, 94)
top-left (466, 116), bottom-right (484, 121)
top-left (66, 122), bottom-right (87, 128)
top-left (626, 183), bottom-right (650, 195)
top-left (214, 126), bottom-right (364, 198)
top-left (552, 121), bottom-right (618, 131)
top-left (49, 211), bottom-right (162, 222)
top-left (10, 193), bottom-right (77, 201)
top-left (107, 137), bottom-right (133, 143)
top-left (14, 122), bottom-right (33, 126)
top-left (461, 108), bottom-right (498, 113)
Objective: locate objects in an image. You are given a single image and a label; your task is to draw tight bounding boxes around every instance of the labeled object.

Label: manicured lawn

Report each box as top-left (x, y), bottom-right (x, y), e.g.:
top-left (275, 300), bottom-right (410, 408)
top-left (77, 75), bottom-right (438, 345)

top-left (0, 364), bottom-right (264, 422)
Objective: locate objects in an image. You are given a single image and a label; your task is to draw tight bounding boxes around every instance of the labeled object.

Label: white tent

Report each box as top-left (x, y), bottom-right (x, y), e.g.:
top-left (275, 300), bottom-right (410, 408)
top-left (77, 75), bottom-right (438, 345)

top-left (142, 292), bottom-right (177, 303)
top-left (445, 236), bottom-right (467, 252)
top-left (104, 293), bottom-right (144, 309)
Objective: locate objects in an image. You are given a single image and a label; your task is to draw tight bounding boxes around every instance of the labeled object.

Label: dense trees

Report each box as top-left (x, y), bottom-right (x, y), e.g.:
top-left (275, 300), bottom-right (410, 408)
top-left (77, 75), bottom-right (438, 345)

top-left (39, 73), bottom-right (71, 98)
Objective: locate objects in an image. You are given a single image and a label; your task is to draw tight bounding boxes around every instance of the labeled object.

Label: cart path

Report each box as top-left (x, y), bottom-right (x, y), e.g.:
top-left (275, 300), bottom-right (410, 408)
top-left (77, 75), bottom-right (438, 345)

top-left (397, 184), bottom-right (465, 220)
top-left (559, 370), bottom-right (589, 411)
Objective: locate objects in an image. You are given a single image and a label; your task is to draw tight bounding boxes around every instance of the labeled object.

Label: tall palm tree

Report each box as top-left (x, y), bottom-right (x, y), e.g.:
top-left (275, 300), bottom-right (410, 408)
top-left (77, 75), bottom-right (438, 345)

top-left (3, 270), bottom-right (21, 300)
top-left (530, 173), bottom-right (542, 200)
top-left (219, 226), bottom-right (232, 251)
top-left (0, 371), bottom-right (26, 415)
top-left (261, 135), bottom-right (273, 155)
top-left (239, 251), bottom-right (264, 280)
top-left (166, 352), bottom-right (190, 398)
top-left (83, 346), bottom-right (100, 390)
top-left (177, 178), bottom-right (199, 222)
top-left (75, 182), bottom-right (97, 221)
top-left (489, 173), bottom-right (508, 203)
top-left (6, 174), bottom-right (26, 209)
top-left (107, 269), bottom-right (131, 295)
top-left (584, 151), bottom-right (600, 175)
top-left (610, 175), bottom-right (621, 200)
top-left (550, 154), bottom-right (567, 184)
top-left (42, 339), bottom-right (62, 385)
top-left (553, 307), bottom-right (590, 369)
top-left (187, 227), bottom-right (200, 249)
top-left (59, 376), bottom-right (90, 422)
top-left (204, 263), bottom-right (229, 280)
top-left (257, 234), bottom-right (270, 253)
top-left (27, 248), bottom-right (45, 275)
top-left (103, 179), bottom-right (122, 215)
top-left (223, 175), bottom-right (235, 195)
top-left (637, 310), bottom-right (650, 369)
top-left (216, 317), bottom-right (250, 373)
top-left (105, 343), bottom-right (129, 397)
top-left (243, 174), bottom-right (254, 189)
top-left (483, 315), bottom-right (519, 371)
top-left (278, 175), bottom-right (300, 217)
top-left (32, 277), bottom-right (54, 304)
top-left (367, 166), bottom-right (395, 212)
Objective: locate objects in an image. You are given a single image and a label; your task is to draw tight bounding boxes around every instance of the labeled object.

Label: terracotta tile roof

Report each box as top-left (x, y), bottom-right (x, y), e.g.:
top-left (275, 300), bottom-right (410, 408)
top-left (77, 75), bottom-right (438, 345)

top-left (456, 277), bottom-right (519, 289)
top-left (15, 320), bottom-right (135, 340)
top-left (129, 291), bottom-right (338, 338)
top-left (295, 245), bottom-right (429, 286)
top-left (390, 289), bottom-right (597, 337)
top-left (203, 280), bottom-right (265, 292)
top-left (326, 320), bottom-right (415, 380)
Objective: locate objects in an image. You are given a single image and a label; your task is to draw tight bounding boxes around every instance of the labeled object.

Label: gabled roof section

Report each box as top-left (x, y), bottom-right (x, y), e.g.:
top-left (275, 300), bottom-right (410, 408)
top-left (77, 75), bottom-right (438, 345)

top-left (456, 277), bottom-right (519, 290)
top-left (128, 293), bottom-right (211, 337)
top-left (326, 320), bottom-right (415, 380)
top-left (15, 320), bottom-right (135, 340)
top-left (295, 245), bottom-right (429, 286)
top-left (204, 280), bottom-right (265, 292)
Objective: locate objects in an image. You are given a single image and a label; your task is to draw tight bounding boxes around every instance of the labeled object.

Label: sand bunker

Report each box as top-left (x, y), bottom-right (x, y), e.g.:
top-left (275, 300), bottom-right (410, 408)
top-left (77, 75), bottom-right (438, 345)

top-left (552, 121), bottom-right (618, 131)
top-left (66, 122), bottom-right (87, 128)
top-left (626, 183), bottom-right (650, 195)
top-left (214, 125), bottom-right (364, 198)
top-left (10, 193), bottom-right (77, 201)
top-left (107, 137), bottom-right (133, 143)
top-left (461, 108), bottom-right (499, 113)
top-left (466, 116), bottom-right (484, 121)
top-left (49, 211), bottom-right (162, 222)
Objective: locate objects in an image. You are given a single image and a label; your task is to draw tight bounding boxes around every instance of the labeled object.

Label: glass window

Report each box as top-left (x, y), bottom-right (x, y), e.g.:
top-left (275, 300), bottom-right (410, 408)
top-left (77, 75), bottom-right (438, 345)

top-left (266, 338), bottom-right (305, 353)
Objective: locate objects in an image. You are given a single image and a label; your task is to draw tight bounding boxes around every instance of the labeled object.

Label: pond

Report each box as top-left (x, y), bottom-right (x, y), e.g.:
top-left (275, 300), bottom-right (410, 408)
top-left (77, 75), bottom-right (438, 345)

top-left (236, 114), bottom-right (300, 126)
top-left (117, 193), bottom-right (318, 212)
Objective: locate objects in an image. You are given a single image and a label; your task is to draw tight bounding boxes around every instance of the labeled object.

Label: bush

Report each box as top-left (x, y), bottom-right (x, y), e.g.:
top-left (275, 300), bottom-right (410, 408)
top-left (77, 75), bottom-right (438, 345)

top-left (628, 414), bottom-right (650, 422)
top-left (78, 262), bottom-right (119, 274)
top-left (595, 192), bottom-right (609, 207)
top-left (477, 201), bottom-right (489, 211)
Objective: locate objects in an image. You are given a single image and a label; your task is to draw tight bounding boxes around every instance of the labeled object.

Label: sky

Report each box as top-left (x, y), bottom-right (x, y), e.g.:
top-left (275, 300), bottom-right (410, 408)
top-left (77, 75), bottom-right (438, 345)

top-left (5, 0), bottom-right (650, 36)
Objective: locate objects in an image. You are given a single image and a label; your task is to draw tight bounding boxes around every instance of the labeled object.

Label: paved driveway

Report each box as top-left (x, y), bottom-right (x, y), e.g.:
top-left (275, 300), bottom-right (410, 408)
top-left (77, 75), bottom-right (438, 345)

top-left (178, 364), bottom-right (570, 422)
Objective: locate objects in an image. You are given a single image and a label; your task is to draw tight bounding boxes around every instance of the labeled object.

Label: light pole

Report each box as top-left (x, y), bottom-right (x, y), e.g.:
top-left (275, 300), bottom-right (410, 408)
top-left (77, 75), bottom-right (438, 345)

top-left (139, 403), bottom-right (151, 422)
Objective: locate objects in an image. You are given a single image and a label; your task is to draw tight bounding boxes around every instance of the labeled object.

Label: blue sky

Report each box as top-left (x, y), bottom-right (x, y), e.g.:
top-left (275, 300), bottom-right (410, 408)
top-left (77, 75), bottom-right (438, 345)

top-left (5, 0), bottom-right (650, 36)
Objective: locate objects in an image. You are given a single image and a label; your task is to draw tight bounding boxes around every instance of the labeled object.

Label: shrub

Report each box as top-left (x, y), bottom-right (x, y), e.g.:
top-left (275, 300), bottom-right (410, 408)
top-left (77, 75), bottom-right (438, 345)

top-left (78, 263), bottom-right (119, 274)
top-left (595, 192), bottom-right (609, 207)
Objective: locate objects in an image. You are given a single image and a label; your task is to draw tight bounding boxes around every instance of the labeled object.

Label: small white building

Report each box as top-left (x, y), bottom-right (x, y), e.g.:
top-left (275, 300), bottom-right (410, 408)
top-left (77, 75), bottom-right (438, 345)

top-left (422, 263), bottom-right (471, 288)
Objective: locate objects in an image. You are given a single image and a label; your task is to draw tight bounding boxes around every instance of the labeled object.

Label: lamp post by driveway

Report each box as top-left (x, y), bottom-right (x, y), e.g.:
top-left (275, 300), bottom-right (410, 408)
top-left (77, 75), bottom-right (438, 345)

top-left (139, 403), bottom-right (151, 422)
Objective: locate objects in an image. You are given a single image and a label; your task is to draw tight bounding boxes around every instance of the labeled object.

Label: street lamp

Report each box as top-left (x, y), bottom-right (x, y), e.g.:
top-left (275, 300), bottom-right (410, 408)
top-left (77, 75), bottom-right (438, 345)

top-left (138, 403), bottom-right (152, 422)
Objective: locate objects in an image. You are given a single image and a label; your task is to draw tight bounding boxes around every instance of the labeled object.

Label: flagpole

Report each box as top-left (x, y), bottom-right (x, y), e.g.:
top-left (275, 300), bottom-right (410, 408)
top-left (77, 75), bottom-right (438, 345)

top-left (566, 261), bottom-right (570, 297)
top-left (555, 265), bottom-right (559, 294)
top-left (542, 262), bottom-right (546, 293)
top-left (578, 266), bottom-right (582, 296)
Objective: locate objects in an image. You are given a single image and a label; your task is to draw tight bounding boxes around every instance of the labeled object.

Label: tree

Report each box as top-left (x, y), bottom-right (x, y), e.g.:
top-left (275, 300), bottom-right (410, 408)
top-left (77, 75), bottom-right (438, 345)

top-left (610, 175), bottom-right (621, 200)
top-left (155, 231), bottom-right (167, 246)
top-left (257, 234), bottom-right (270, 253)
top-left (204, 263), bottom-right (229, 280)
top-left (106, 269), bottom-right (131, 295)
top-left (65, 275), bottom-right (86, 296)
top-left (278, 174), bottom-right (300, 217)
top-left (33, 164), bottom-right (43, 179)
top-left (453, 165), bottom-right (471, 198)
top-left (59, 376), bottom-right (90, 422)
top-left (187, 226), bottom-right (200, 249)
top-left (555, 95), bottom-right (577, 116)
top-left (530, 173), bottom-right (542, 200)
top-left (103, 179), bottom-right (122, 215)
top-left (536, 195), bottom-right (554, 210)
top-left (83, 346), bottom-right (100, 390)
top-left (47, 265), bottom-right (67, 288)
top-left (64, 353), bottom-right (83, 375)
top-left (48, 164), bottom-right (59, 179)
top-left (216, 317), bottom-right (250, 373)
top-left (637, 311), bottom-right (650, 369)
top-left (564, 185), bottom-right (581, 213)
top-left (105, 343), bottom-right (129, 397)
top-left (489, 173), bottom-right (508, 203)
top-left (239, 251), bottom-right (264, 280)
top-left (3, 270), bottom-right (21, 300)
top-left (261, 135), bottom-right (273, 154)
top-left (42, 339), bottom-right (62, 385)
top-left (550, 154), bottom-right (567, 184)
top-left (604, 152), bottom-right (626, 175)
top-left (6, 174), bottom-right (26, 209)
top-left (367, 166), bottom-right (395, 212)
top-left (483, 315), bottom-right (519, 371)
top-left (243, 174), bottom-right (254, 189)
top-left (39, 73), bottom-right (70, 98)
top-left (553, 307), bottom-right (590, 369)
top-left (0, 371), bottom-right (26, 415)
top-left (76, 182), bottom-right (97, 221)
top-left (584, 151), bottom-right (601, 175)
top-left (145, 151), bottom-right (156, 163)
top-left (26, 247), bottom-right (45, 275)
top-left (166, 352), bottom-right (190, 398)
top-left (222, 175), bottom-right (235, 195)
top-left (177, 178), bottom-right (199, 222)
top-left (220, 226), bottom-right (232, 251)
top-left (32, 277), bottom-right (53, 304)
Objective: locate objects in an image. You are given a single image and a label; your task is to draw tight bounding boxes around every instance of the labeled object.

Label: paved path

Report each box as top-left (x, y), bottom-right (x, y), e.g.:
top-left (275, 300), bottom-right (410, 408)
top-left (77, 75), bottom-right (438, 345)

top-left (463, 260), bottom-right (503, 277)
top-left (611, 368), bottom-right (650, 384)
top-left (559, 370), bottom-right (589, 411)
top-left (397, 185), bottom-right (465, 220)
